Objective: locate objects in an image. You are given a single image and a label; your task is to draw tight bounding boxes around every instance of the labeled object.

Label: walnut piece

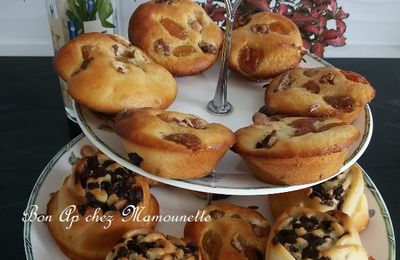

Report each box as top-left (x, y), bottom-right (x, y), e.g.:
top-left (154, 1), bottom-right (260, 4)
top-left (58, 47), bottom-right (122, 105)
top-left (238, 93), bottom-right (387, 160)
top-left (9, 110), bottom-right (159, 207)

top-left (303, 80), bottom-right (320, 94)
top-left (173, 45), bottom-right (195, 57)
top-left (274, 72), bottom-right (292, 92)
top-left (164, 133), bottom-right (202, 150)
top-left (199, 41), bottom-right (217, 54)
top-left (190, 20), bottom-right (202, 32)
top-left (239, 47), bottom-right (264, 74)
top-left (319, 72), bottom-right (335, 84)
top-left (160, 18), bottom-right (188, 40)
top-left (250, 23), bottom-right (269, 34)
top-left (303, 69), bottom-right (319, 77)
top-left (154, 39), bottom-right (171, 56)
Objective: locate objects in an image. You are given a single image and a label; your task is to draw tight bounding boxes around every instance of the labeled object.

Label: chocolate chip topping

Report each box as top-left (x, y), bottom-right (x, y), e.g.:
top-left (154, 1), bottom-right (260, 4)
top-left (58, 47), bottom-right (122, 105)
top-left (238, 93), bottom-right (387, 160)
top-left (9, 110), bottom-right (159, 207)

top-left (74, 155), bottom-right (143, 216)
top-left (113, 233), bottom-right (199, 260)
top-left (128, 153), bottom-right (143, 167)
top-left (256, 130), bottom-right (278, 149)
top-left (164, 133), bottom-right (202, 150)
top-left (309, 176), bottom-right (346, 208)
top-left (323, 95), bottom-right (356, 112)
top-left (273, 215), bottom-right (337, 260)
top-left (303, 80), bottom-right (320, 94)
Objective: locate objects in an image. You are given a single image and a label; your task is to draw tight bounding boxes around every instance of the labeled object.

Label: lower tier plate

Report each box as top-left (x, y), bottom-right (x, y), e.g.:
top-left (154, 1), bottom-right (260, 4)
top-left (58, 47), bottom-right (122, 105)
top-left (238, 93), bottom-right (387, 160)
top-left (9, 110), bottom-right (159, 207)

top-left (24, 135), bottom-right (395, 260)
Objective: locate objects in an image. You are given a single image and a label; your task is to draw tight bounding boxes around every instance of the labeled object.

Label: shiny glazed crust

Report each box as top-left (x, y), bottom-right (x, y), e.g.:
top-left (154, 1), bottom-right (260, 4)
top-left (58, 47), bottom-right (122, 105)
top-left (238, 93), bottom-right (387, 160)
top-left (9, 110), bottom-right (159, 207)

top-left (114, 108), bottom-right (235, 179)
top-left (229, 12), bottom-right (304, 80)
top-left (266, 208), bottom-right (368, 260)
top-left (53, 32), bottom-right (177, 113)
top-left (269, 164), bottom-right (369, 231)
top-left (184, 203), bottom-right (270, 260)
top-left (129, 0), bottom-right (223, 76)
top-left (232, 115), bottom-right (360, 185)
top-left (46, 155), bottom-right (159, 260)
top-left (106, 228), bottom-right (201, 259)
top-left (264, 67), bottom-right (376, 122)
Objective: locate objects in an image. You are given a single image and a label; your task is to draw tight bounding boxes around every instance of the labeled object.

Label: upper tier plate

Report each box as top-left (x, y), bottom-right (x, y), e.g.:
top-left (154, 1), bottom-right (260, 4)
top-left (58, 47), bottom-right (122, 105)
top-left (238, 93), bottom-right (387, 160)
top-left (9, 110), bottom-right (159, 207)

top-left (74, 54), bottom-right (373, 195)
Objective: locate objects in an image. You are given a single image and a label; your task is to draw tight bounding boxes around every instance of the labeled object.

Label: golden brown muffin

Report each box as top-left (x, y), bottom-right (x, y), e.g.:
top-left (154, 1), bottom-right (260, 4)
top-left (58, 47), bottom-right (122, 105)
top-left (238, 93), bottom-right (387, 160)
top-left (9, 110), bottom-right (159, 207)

top-left (106, 228), bottom-right (201, 260)
top-left (229, 12), bottom-right (305, 80)
top-left (264, 67), bottom-right (376, 122)
top-left (114, 108), bottom-right (235, 179)
top-left (266, 207), bottom-right (368, 260)
top-left (269, 164), bottom-right (369, 231)
top-left (232, 113), bottom-right (360, 185)
top-left (46, 151), bottom-right (159, 260)
top-left (184, 203), bottom-right (270, 260)
top-left (53, 32), bottom-right (177, 114)
top-left (128, 0), bottom-right (223, 76)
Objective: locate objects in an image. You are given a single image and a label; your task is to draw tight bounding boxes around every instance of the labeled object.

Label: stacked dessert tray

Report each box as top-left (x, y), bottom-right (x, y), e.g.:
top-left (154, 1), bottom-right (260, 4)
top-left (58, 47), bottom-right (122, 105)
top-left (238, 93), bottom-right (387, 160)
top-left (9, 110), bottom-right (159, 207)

top-left (24, 53), bottom-right (395, 259)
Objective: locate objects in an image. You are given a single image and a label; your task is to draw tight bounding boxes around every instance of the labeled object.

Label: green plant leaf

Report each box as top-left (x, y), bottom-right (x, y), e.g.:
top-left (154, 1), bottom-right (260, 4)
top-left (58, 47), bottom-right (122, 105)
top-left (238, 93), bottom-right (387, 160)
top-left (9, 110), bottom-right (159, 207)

top-left (89, 0), bottom-right (99, 20)
top-left (77, 0), bottom-right (90, 21)
top-left (97, 0), bottom-right (115, 28)
top-left (67, 0), bottom-right (83, 23)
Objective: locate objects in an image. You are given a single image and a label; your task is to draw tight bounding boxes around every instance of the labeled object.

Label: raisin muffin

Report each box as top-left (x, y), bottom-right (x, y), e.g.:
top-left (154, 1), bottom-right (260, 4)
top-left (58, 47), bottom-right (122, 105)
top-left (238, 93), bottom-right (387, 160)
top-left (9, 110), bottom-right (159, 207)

top-left (129, 0), bottom-right (223, 76)
top-left (266, 207), bottom-right (368, 260)
top-left (264, 67), bottom-right (376, 122)
top-left (232, 113), bottom-right (360, 185)
top-left (106, 228), bottom-right (200, 260)
top-left (46, 148), bottom-right (159, 260)
top-left (114, 108), bottom-right (235, 179)
top-left (229, 12), bottom-right (305, 80)
top-left (53, 32), bottom-right (177, 114)
top-left (269, 164), bottom-right (369, 231)
top-left (184, 203), bottom-right (270, 260)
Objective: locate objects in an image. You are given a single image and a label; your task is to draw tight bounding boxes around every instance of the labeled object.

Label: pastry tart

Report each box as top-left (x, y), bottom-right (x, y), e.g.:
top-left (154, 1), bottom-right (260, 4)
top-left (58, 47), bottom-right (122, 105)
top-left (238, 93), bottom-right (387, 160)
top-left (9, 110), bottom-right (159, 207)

top-left (264, 67), bottom-right (375, 122)
top-left (129, 0), bottom-right (223, 76)
top-left (106, 228), bottom-right (200, 260)
top-left (232, 113), bottom-right (360, 185)
top-left (114, 108), bottom-right (235, 179)
top-left (46, 149), bottom-right (159, 260)
top-left (265, 207), bottom-right (368, 260)
top-left (269, 164), bottom-right (369, 231)
top-left (184, 203), bottom-right (270, 260)
top-left (53, 32), bottom-right (177, 114)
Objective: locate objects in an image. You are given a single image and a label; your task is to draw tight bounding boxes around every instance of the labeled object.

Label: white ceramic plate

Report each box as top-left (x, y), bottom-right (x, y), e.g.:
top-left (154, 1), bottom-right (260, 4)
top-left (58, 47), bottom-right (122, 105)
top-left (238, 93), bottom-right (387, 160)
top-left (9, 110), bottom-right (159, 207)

top-left (74, 54), bottom-right (373, 195)
top-left (23, 135), bottom-right (395, 260)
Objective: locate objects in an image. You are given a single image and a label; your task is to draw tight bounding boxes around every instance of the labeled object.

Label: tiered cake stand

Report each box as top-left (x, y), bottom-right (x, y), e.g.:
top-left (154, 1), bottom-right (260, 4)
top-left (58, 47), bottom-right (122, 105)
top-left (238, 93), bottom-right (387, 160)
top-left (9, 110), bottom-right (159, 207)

top-left (23, 1), bottom-right (395, 259)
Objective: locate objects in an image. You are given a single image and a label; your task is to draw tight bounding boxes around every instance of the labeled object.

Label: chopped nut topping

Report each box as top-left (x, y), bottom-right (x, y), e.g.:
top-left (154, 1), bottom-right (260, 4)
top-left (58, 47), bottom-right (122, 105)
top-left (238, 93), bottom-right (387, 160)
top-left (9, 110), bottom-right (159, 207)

top-left (250, 23), bottom-right (269, 34)
top-left (231, 233), bottom-right (247, 251)
top-left (309, 104), bottom-right (321, 113)
top-left (319, 72), bottom-right (335, 84)
top-left (268, 21), bottom-right (290, 34)
top-left (252, 112), bottom-right (270, 125)
top-left (251, 224), bottom-right (270, 237)
top-left (341, 70), bottom-right (369, 84)
top-left (80, 145), bottom-right (97, 157)
top-left (81, 56), bottom-right (94, 69)
top-left (199, 41), bottom-right (217, 54)
top-left (164, 133), bottom-right (202, 150)
top-left (209, 210), bottom-right (224, 219)
top-left (190, 20), bottom-right (202, 32)
top-left (235, 14), bottom-right (251, 28)
top-left (274, 72), bottom-right (292, 92)
top-left (154, 39), bottom-right (171, 56)
top-left (256, 130), bottom-right (278, 149)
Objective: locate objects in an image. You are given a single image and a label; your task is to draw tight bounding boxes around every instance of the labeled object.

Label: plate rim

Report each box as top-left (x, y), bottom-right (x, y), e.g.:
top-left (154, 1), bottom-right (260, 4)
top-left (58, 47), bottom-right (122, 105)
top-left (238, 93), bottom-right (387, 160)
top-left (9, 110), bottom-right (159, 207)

top-left (23, 134), bottom-right (396, 260)
top-left (73, 53), bottom-right (374, 195)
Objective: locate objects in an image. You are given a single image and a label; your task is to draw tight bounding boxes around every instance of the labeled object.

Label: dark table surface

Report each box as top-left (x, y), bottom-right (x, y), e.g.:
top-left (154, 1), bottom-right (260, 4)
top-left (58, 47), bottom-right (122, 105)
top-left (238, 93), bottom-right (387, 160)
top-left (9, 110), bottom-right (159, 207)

top-left (0, 57), bottom-right (398, 259)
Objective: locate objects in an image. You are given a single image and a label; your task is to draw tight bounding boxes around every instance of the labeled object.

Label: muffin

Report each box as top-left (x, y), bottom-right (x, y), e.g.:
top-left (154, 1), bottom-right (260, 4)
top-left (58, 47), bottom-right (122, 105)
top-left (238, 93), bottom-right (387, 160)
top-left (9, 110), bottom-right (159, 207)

top-left (269, 164), bottom-right (369, 231)
top-left (46, 149), bottom-right (159, 260)
top-left (266, 207), bottom-right (368, 260)
top-left (114, 108), bottom-right (235, 179)
top-left (106, 228), bottom-right (200, 260)
top-left (184, 203), bottom-right (270, 260)
top-left (232, 113), bottom-right (360, 185)
top-left (53, 32), bottom-right (177, 114)
top-left (264, 67), bottom-right (376, 122)
top-left (129, 0), bottom-right (223, 76)
top-left (229, 11), bottom-right (305, 80)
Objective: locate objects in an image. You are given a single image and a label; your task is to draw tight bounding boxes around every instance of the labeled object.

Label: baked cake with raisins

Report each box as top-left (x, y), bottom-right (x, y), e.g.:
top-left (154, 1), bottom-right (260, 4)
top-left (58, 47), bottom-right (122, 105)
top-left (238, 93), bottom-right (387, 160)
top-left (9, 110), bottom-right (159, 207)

top-left (264, 67), bottom-right (375, 122)
top-left (232, 112), bottom-right (360, 185)
top-left (114, 108), bottom-right (235, 179)
top-left (129, 0), bottom-right (223, 76)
